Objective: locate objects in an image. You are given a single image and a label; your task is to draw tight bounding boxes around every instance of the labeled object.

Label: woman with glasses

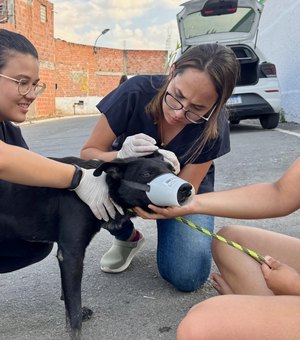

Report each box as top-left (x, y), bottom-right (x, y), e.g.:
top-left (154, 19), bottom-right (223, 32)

top-left (81, 43), bottom-right (240, 292)
top-left (0, 28), bottom-right (123, 272)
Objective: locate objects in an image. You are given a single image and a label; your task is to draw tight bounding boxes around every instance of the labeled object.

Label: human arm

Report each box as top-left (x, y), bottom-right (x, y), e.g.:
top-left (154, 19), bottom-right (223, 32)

top-left (261, 256), bottom-right (300, 295)
top-left (80, 114), bottom-right (158, 160)
top-left (0, 141), bottom-right (122, 220)
top-left (80, 114), bottom-right (120, 161)
top-left (136, 157), bottom-right (300, 219)
top-left (0, 141), bottom-right (76, 187)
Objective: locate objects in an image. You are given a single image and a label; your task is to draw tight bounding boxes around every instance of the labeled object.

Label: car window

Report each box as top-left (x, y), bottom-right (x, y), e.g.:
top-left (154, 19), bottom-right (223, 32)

top-left (182, 7), bottom-right (255, 39)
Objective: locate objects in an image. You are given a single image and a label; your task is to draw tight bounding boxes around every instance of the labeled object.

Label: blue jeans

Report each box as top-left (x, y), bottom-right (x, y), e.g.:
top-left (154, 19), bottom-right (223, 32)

top-left (109, 214), bottom-right (214, 292)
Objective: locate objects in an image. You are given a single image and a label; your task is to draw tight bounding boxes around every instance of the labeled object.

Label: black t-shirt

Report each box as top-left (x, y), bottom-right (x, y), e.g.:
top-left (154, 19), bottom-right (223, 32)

top-left (0, 121), bottom-right (28, 149)
top-left (97, 75), bottom-right (230, 193)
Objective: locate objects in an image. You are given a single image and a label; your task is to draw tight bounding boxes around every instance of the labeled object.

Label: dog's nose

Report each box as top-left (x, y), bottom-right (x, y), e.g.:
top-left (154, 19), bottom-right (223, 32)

top-left (177, 183), bottom-right (193, 205)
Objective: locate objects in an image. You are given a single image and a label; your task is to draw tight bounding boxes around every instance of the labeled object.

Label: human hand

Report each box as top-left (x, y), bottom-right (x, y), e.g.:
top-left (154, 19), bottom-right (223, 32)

top-left (134, 201), bottom-right (194, 220)
top-left (157, 149), bottom-right (180, 175)
top-left (261, 255), bottom-right (300, 295)
top-left (74, 169), bottom-right (124, 221)
top-left (117, 133), bottom-right (158, 158)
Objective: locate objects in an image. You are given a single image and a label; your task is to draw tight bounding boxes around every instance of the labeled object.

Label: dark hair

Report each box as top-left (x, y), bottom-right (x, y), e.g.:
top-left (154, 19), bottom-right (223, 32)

top-left (146, 43), bottom-right (240, 163)
top-left (0, 29), bottom-right (38, 71)
top-left (119, 74), bottom-right (128, 86)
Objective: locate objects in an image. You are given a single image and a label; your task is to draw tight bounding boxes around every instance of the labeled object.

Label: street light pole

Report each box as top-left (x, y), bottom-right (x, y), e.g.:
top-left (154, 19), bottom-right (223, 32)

top-left (93, 28), bottom-right (110, 54)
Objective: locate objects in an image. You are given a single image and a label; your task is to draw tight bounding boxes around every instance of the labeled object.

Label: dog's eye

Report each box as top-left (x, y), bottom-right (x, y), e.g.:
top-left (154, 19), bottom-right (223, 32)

top-left (141, 171), bottom-right (152, 178)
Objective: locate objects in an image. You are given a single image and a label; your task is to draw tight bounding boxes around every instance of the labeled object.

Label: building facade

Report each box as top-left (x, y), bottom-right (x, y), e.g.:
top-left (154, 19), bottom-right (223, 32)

top-left (0, 0), bottom-right (168, 119)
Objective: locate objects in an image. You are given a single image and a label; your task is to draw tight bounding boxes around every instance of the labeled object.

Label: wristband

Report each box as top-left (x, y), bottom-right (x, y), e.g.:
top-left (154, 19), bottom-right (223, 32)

top-left (68, 164), bottom-right (83, 190)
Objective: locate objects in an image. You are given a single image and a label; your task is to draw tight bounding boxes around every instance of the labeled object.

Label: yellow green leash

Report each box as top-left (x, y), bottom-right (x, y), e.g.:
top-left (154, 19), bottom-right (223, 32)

top-left (129, 208), bottom-right (266, 265)
top-left (175, 216), bottom-right (267, 265)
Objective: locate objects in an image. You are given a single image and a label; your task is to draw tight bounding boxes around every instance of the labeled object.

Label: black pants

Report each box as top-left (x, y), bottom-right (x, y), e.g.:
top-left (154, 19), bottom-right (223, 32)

top-left (0, 240), bottom-right (53, 273)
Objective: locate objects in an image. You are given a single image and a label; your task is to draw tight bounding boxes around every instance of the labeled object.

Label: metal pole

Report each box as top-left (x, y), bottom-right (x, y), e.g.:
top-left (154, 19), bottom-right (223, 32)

top-left (93, 28), bottom-right (110, 54)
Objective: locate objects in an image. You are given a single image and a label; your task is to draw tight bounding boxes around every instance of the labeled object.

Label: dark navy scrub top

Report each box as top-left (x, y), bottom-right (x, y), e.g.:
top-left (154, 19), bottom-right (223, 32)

top-left (97, 75), bottom-right (230, 194)
top-left (0, 121), bottom-right (28, 149)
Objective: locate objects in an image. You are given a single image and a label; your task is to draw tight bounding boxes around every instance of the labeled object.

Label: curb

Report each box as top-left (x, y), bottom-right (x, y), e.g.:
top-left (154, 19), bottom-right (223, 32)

top-left (20, 113), bottom-right (101, 126)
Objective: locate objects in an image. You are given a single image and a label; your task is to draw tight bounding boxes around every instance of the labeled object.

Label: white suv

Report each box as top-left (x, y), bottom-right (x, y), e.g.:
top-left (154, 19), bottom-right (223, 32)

top-left (176, 0), bottom-right (281, 129)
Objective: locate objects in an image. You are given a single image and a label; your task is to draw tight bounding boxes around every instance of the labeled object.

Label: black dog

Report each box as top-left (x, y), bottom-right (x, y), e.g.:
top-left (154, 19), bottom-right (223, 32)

top-left (0, 153), bottom-right (192, 340)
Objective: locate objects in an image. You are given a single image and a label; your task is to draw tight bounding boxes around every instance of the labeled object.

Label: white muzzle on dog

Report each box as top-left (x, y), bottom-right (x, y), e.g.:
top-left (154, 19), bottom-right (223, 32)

top-left (146, 173), bottom-right (195, 207)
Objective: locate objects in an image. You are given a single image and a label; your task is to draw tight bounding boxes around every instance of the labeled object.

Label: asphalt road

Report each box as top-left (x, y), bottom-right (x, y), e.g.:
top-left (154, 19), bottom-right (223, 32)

top-left (1, 116), bottom-right (300, 340)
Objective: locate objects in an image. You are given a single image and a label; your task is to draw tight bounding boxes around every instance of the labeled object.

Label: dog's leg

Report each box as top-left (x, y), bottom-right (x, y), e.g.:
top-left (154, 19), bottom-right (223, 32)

top-left (57, 246), bottom-right (84, 340)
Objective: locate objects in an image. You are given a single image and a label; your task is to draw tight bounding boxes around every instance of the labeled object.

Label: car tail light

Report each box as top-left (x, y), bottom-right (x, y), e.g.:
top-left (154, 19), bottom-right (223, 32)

top-left (260, 62), bottom-right (277, 78)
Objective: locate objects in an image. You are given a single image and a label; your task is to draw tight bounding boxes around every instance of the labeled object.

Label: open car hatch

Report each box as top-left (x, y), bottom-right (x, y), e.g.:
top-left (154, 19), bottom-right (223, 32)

top-left (177, 0), bottom-right (263, 51)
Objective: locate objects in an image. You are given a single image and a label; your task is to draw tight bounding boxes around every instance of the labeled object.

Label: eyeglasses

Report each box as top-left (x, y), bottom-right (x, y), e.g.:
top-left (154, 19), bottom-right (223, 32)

top-left (0, 73), bottom-right (46, 96)
top-left (164, 91), bottom-right (217, 124)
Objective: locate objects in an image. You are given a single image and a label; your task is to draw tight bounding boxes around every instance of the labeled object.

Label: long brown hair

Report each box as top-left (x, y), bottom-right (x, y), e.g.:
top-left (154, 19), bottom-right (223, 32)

top-left (146, 43), bottom-right (240, 163)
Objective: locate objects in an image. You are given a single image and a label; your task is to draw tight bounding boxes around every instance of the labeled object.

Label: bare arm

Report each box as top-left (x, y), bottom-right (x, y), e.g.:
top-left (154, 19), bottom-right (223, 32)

top-left (80, 114), bottom-right (118, 161)
top-left (196, 157), bottom-right (300, 218)
top-left (0, 141), bottom-right (75, 188)
top-left (136, 157), bottom-right (300, 220)
top-left (0, 141), bottom-right (124, 220)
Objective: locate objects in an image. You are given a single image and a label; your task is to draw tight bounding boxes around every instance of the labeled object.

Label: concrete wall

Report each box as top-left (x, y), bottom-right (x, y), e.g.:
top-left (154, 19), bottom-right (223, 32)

top-left (257, 0), bottom-right (300, 123)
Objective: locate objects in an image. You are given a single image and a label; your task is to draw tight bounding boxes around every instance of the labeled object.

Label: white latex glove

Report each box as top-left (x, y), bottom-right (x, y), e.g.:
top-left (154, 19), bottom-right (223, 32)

top-left (74, 169), bottom-right (124, 221)
top-left (117, 133), bottom-right (158, 158)
top-left (157, 149), bottom-right (180, 175)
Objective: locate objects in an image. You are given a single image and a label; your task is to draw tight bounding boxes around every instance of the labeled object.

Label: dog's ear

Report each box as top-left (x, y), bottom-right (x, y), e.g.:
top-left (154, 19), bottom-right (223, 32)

top-left (145, 151), bottom-right (175, 173)
top-left (144, 150), bottom-right (164, 160)
top-left (95, 165), bottom-right (122, 180)
top-left (93, 158), bottom-right (132, 178)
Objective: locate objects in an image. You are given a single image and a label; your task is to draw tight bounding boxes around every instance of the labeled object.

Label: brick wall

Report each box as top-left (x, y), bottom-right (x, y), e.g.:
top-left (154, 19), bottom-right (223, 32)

top-left (54, 40), bottom-right (167, 98)
top-left (1, 0), bottom-right (168, 118)
top-left (1, 0), bottom-right (56, 118)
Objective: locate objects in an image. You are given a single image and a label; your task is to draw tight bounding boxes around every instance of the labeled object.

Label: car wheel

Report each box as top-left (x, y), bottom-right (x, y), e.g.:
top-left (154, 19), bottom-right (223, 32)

top-left (259, 113), bottom-right (280, 129)
top-left (230, 119), bottom-right (240, 125)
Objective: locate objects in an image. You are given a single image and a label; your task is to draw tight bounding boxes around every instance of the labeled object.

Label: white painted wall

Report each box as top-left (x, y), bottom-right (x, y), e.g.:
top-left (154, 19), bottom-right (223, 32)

top-left (55, 96), bottom-right (101, 116)
top-left (257, 0), bottom-right (300, 123)
top-left (55, 75), bottom-right (136, 116)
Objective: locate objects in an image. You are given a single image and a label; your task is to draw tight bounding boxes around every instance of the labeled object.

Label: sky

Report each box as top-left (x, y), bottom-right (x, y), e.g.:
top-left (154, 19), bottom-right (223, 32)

top-left (50, 0), bottom-right (185, 51)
